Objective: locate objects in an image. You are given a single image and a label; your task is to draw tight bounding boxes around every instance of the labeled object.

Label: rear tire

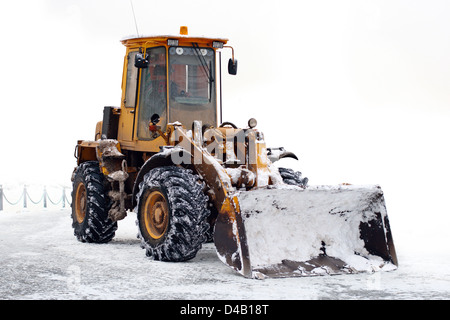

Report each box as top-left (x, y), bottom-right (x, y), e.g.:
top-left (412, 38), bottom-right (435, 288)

top-left (136, 166), bottom-right (210, 262)
top-left (71, 161), bottom-right (117, 243)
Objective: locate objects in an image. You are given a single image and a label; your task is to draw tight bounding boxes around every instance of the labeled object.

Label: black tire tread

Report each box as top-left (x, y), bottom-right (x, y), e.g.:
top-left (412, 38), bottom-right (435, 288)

top-left (71, 161), bottom-right (117, 243)
top-left (279, 167), bottom-right (309, 187)
top-left (136, 166), bottom-right (210, 262)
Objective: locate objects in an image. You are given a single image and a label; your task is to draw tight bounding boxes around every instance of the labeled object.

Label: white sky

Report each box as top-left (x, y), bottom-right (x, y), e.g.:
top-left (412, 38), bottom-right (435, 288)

top-left (1, 0), bottom-right (449, 233)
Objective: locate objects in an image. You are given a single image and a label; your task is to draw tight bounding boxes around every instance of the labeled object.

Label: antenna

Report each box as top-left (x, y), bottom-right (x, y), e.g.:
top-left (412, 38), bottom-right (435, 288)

top-left (130, 0), bottom-right (140, 37)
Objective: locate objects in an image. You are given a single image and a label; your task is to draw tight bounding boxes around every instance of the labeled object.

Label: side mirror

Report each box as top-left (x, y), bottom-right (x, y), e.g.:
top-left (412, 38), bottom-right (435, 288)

top-left (228, 58), bottom-right (238, 75)
top-left (135, 52), bottom-right (149, 68)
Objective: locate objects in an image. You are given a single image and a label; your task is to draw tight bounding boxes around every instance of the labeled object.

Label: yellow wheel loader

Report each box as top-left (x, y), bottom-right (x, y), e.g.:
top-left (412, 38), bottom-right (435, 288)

top-left (71, 27), bottom-right (397, 278)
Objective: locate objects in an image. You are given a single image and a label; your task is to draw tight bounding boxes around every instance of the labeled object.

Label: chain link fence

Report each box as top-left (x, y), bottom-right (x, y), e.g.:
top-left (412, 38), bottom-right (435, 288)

top-left (0, 184), bottom-right (71, 212)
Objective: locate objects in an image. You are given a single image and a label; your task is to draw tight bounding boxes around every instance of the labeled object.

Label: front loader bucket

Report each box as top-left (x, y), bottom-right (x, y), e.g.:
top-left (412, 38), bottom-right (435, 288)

top-left (213, 185), bottom-right (397, 279)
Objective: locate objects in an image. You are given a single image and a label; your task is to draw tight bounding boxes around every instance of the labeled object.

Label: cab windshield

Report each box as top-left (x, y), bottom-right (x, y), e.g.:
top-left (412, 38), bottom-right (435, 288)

top-left (168, 46), bottom-right (217, 129)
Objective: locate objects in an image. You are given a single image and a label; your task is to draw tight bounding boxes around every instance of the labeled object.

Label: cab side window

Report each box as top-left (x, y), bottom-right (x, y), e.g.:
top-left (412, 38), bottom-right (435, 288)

top-left (137, 47), bottom-right (167, 140)
top-left (124, 51), bottom-right (139, 108)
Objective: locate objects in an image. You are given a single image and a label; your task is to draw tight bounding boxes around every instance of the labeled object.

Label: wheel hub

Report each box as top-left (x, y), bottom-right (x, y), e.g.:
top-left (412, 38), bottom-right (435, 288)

top-left (74, 183), bottom-right (87, 223)
top-left (144, 191), bottom-right (169, 239)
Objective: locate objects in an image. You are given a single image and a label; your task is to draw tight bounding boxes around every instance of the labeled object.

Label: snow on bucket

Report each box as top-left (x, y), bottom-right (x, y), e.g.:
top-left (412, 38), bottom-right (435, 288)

top-left (235, 184), bottom-right (397, 278)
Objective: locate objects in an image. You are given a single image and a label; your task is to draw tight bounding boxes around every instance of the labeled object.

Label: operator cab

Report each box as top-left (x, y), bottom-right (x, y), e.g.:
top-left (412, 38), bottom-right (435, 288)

top-left (120, 27), bottom-right (237, 142)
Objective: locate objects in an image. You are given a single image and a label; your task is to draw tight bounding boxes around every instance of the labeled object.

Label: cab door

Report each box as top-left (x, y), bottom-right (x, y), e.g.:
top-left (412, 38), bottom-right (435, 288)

top-left (118, 51), bottom-right (139, 142)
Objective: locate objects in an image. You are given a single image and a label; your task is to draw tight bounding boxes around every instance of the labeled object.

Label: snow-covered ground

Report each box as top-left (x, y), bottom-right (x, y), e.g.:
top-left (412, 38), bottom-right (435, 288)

top-left (1, 208), bottom-right (449, 300)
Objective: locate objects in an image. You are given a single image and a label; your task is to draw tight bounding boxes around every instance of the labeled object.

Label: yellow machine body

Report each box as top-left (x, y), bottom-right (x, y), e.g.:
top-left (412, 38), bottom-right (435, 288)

top-left (72, 27), bottom-right (397, 279)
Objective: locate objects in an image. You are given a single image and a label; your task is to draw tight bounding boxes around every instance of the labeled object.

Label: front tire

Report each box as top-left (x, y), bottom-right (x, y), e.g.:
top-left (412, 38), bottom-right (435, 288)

top-left (136, 166), bottom-right (210, 262)
top-left (71, 161), bottom-right (117, 243)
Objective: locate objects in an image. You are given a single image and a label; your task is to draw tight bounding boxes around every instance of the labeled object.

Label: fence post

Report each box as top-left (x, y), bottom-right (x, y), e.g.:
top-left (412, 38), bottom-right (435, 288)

top-left (62, 187), bottom-right (66, 208)
top-left (0, 185), bottom-right (3, 211)
top-left (43, 186), bottom-right (47, 208)
top-left (23, 185), bottom-right (27, 209)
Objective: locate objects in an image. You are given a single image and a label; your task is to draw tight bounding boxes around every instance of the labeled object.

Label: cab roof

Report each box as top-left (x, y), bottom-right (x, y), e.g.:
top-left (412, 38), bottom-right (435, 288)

top-left (121, 33), bottom-right (228, 49)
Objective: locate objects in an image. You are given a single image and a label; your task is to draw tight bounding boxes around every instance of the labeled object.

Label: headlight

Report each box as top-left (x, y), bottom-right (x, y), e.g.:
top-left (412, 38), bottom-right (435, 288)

top-left (248, 118), bottom-right (257, 129)
top-left (213, 41), bottom-right (224, 48)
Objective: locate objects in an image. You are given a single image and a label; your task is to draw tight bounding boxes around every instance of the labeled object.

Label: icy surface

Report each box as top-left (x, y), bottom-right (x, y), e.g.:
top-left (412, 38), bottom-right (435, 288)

top-left (0, 209), bottom-right (449, 299)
